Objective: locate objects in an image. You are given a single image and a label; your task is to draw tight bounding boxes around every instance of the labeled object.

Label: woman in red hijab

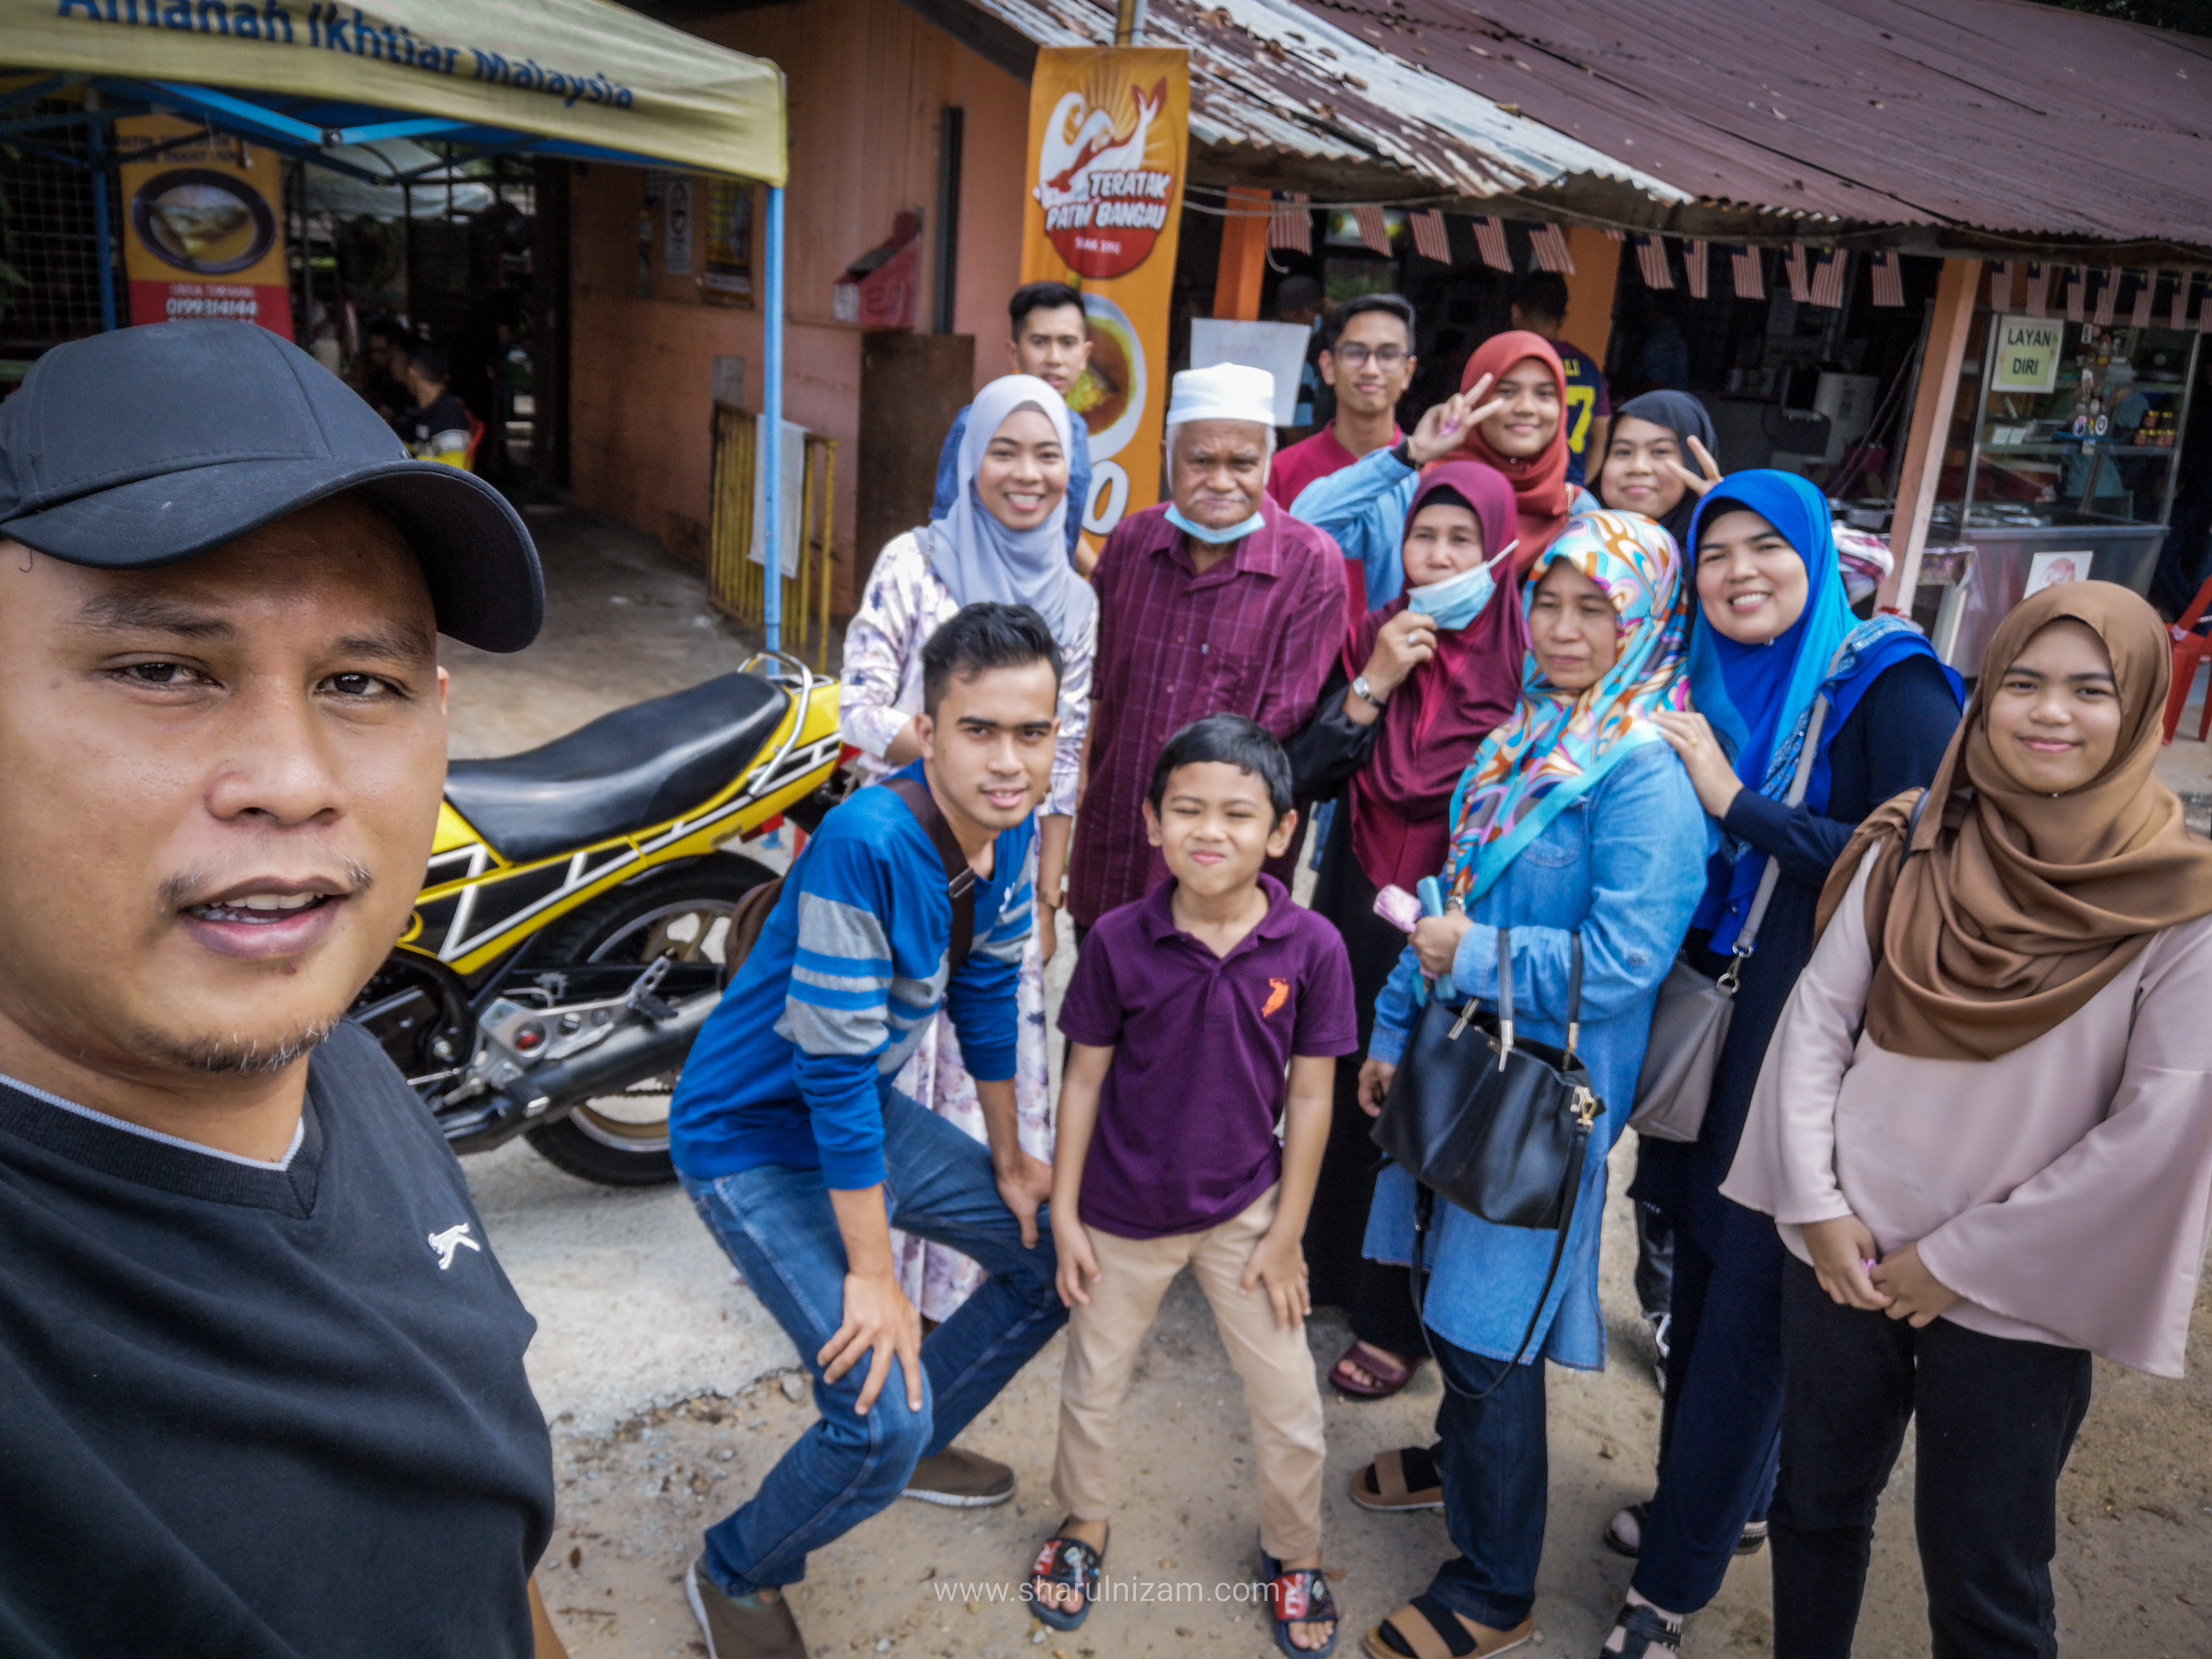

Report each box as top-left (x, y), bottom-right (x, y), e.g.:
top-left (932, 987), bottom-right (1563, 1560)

top-left (1285, 460), bottom-right (1530, 1405)
top-left (1451, 329), bottom-right (1581, 575)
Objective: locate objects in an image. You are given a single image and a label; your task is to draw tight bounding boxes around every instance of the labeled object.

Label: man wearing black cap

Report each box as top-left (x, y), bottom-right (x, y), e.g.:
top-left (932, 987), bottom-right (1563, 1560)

top-left (0, 320), bottom-right (562, 1657)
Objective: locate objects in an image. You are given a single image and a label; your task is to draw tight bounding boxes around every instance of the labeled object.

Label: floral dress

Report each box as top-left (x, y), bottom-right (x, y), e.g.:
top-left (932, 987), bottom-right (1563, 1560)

top-left (840, 528), bottom-right (1094, 1319)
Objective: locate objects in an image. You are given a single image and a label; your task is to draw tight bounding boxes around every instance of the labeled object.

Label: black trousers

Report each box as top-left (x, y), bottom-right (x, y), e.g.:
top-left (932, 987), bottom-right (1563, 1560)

top-left (1770, 1256), bottom-right (2093, 1659)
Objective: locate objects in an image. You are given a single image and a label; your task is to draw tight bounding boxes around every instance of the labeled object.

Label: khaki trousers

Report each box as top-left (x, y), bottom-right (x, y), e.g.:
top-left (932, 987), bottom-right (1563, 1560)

top-left (1051, 1185), bottom-right (1327, 1561)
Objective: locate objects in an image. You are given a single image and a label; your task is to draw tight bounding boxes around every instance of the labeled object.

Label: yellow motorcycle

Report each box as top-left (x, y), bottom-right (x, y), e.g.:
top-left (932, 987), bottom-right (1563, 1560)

top-left (348, 652), bottom-right (846, 1186)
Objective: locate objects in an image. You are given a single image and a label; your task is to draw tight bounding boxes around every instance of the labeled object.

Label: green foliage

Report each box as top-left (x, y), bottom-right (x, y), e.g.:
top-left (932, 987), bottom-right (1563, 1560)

top-left (2027, 0), bottom-right (2212, 37)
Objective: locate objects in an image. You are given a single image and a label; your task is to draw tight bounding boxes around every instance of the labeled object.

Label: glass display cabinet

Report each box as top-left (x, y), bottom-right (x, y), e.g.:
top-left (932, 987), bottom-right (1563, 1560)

top-left (1933, 314), bottom-right (2200, 672)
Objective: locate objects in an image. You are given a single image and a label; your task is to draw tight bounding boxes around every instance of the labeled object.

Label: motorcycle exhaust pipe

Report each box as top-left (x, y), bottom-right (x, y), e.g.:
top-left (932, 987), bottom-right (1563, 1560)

top-left (495, 988), bottom-right (719, 1123)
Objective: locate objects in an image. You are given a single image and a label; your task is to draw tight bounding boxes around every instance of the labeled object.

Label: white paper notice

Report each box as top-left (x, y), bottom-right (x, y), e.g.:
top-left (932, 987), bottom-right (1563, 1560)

top-left (1188, 319), bottom-right (1312, 427)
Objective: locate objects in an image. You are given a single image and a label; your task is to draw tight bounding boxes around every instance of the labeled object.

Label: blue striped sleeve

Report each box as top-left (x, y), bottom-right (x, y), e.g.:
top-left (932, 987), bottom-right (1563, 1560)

top-left (774, 830), bottom-right (899, 1189)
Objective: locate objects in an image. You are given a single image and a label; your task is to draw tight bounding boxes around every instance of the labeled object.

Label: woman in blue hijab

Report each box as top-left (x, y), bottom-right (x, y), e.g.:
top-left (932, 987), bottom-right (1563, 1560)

top-left (1599, 471), bottom-right (1966, 1657)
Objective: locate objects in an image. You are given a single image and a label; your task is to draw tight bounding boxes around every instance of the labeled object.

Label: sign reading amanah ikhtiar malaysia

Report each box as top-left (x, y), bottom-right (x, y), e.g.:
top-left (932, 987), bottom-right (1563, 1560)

top-left (57, 0), bottom-right (637, 108)
top-left (20, 0), bottom-right (788, 186)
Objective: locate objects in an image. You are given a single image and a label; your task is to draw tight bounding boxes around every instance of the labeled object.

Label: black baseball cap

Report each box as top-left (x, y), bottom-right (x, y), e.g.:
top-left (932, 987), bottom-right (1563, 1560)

top-left (0, 320), bottom-right (543, 652)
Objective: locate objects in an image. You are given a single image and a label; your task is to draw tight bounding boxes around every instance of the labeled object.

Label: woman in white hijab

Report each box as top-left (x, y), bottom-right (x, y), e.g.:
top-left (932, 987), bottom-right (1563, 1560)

top-left (841, 374), bottom-right (1097, 1320)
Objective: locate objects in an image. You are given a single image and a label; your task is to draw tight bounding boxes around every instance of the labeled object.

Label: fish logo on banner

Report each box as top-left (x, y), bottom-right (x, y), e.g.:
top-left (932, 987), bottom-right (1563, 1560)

top-left (1035, 79), bottom-right (1175, 279)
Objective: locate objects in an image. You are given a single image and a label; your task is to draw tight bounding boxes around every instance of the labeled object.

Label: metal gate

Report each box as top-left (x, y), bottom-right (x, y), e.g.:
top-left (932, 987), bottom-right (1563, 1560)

top-left (708, 402), bottom-right (837, 668)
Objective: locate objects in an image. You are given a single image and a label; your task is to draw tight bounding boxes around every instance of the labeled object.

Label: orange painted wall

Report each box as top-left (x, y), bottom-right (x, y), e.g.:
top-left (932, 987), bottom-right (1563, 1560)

top-left (567, 0), bottom-right (1032, 610)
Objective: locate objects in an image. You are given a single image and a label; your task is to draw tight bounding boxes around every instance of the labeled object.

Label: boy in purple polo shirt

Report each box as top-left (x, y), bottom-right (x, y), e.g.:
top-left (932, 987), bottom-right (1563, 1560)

top-left (1026, 715), bottom-right (1356, 1657)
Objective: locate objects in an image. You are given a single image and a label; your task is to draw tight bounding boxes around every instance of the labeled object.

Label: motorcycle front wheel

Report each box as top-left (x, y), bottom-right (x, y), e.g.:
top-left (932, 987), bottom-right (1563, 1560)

top-left (521, 854), bottom-right (773, 1186)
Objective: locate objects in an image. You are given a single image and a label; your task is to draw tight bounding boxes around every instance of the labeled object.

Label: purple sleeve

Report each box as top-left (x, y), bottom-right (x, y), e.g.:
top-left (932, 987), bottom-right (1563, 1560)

top-left (1291, 920), bottom-right (1361, 1058)
top-left (1056, 923), bottom-right (1127, 1049)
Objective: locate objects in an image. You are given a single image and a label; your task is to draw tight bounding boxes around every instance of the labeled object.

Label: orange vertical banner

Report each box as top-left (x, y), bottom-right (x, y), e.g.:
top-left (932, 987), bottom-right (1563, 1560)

top-left (1022, 46), bottom-right (1189, 547)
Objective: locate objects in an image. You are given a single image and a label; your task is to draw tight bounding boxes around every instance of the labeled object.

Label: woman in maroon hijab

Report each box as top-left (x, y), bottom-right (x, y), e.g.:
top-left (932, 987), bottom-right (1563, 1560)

top-left (1286, 460), bottom-right (1529, 1405)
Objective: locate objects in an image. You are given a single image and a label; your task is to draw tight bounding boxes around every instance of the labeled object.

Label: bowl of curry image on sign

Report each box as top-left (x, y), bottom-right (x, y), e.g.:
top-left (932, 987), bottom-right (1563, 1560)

top-left (131, 170), bottom-right (276, 276)
top-left (1069, 291), bottom-right (1147, 463)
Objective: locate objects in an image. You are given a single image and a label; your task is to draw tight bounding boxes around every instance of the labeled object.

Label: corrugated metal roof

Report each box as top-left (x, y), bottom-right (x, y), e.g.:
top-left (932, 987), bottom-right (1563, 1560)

top-left (952, 0), bottom-right (2212, 259)
top-left (970, 0), bottom-right (1689, 200)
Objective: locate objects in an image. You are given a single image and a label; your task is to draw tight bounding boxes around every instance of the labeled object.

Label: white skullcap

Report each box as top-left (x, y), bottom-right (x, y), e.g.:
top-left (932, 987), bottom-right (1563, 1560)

top-left (1165, 362), bottom-right (1276, 428)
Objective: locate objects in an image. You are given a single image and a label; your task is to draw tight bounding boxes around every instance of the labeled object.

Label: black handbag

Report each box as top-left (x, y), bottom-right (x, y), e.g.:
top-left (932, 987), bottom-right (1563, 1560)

top-left (1370, 928), bottom-right (1601, 1398)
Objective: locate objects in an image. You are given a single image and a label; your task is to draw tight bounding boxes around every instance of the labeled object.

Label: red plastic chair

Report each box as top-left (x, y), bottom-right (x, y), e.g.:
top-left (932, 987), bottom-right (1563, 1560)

top-left (2160, 572), bottom-right (2212, 744)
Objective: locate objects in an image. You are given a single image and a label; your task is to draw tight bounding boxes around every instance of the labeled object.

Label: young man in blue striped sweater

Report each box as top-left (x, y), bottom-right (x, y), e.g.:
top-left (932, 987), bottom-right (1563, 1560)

top-left (671, 603), bottom-right (1067, 1659)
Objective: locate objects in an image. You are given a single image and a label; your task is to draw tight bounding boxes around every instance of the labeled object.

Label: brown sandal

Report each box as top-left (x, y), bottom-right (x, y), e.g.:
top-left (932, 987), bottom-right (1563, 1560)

top-left (1363, 1595), bottom-right (1533, 1659)
top-left (1330, 1340), bottom-right (1422, 1399)
top-left (1349, 1445), bottom-right (1444, 1513)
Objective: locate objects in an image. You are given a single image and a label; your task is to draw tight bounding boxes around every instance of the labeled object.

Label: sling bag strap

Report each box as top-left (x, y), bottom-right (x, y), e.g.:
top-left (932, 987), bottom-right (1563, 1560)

top-left (885, 775), bottom-right (978, 972)
top-left (1723, 694), bottom-right (1831, 988)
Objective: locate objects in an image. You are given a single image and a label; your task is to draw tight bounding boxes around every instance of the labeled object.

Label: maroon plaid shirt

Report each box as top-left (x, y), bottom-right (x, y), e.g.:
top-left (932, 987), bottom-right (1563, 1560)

top-left (1069, 498), bottom-right (1349, 925)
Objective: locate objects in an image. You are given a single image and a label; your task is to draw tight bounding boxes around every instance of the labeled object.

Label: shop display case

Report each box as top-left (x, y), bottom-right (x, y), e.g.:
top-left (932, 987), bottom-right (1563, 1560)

top-left (1933, 315), bottom-right (2199, 672)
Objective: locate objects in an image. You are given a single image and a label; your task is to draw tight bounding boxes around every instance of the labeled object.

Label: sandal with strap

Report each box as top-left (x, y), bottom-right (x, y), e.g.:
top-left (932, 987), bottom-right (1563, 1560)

top-left (1260, 1549), bottom-right (1340, 1659)
top-left (1363, 1594), bottom-right (1533, 1659)
top-left (1330, 1340), bottom-right (1423, 1399)
top-left (1349, 1444), bottom-right (1444, 1513)
top-left (1601, 1500), bottom-right (1769, 1559)
top-left (1599, 1601), bottom-right (1682, 1658)
top-left (1027, 1529), bottom-right (1106, 1632)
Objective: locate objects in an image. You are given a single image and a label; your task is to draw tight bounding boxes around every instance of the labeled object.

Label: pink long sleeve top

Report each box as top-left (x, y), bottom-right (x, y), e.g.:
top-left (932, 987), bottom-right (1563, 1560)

top-left (1722, 848), bottom-right (2212, 1378)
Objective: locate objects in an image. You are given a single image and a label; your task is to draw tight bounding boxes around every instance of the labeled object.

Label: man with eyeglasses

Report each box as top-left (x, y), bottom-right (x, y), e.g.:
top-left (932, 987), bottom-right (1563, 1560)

top-left (1268, 293), bottom-right (1418, 512)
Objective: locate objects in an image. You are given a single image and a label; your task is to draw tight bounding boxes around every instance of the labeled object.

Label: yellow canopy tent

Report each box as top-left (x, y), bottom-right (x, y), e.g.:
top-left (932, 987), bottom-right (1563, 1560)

top-left (3, 0), bottom-right (803, 641)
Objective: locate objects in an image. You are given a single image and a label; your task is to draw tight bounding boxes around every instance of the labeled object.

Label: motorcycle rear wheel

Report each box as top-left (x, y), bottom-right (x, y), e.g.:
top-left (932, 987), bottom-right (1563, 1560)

top-left (522, 854), bottom-right (774, 1186)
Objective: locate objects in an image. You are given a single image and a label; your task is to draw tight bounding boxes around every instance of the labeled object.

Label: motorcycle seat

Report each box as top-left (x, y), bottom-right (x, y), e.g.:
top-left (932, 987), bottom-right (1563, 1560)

top-left (445, 672), bottom-right (793, 865)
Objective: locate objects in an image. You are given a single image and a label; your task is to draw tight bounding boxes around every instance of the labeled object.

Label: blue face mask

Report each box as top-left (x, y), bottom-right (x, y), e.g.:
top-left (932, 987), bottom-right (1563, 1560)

top-left (1166, 503), bottom-right (1266, 546)
top-left (1405, 548), bottom-right (1508, 632)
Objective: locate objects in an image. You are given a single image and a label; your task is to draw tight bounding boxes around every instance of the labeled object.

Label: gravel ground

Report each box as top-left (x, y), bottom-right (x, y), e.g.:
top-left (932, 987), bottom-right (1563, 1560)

top-left (454, 517), bottom-right (2212, 1658)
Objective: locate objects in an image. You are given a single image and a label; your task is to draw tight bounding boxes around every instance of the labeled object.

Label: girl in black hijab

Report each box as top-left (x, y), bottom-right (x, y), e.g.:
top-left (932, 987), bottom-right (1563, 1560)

top-left (1597, 390), bottom-right (1721, 548)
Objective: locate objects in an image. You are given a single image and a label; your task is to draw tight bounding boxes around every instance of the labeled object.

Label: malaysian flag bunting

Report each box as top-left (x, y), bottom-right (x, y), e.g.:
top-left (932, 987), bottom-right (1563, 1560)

top-left (1352, 205), bottom-right (1392, 256)
top-left (1785, 243), bottom-right (1811, 303)
top-left (2130, 270), bottom-right (2154, 329)
top-left (2063, 269), bottom-right (2084, 323)
top-left (1529, 224), bottom-right (1575, 274)
top-left (1472, 216), bottom-right (1513, 272)
top-left (2169, 270), bottom-right (2190, 331)
top-left (1605, 228), bottom-right (1625, 240)
top-left (1684, 240), bottom-right (1710, 300)
top-left (1411, 210), bottom-right (1452, 264)
top-left (2024, 264), bottom-right (2049, 319)
top-left (1987, 260), bottom-right (2015, 310)
top-left (1731, 245), bottom-right (1765, 299)
top-left (1869, 251), bottom-right (1905, 308)
top-left (2094, 267), bottom-right (2118, 327)
top-left (1809, 249), bottom-right (1847, 308)
top-left (1636, 236), bottom-right (1673, 290)
top-left (1267, 194), bottom-right (1312, 254)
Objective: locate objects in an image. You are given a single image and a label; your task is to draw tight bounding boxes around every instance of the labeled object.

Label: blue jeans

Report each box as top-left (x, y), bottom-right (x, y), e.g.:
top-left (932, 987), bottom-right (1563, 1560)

top-left (1633, 1227), bottom-right (1783, 1612)
top-left (681, 1089), bottom-right (1066, 1594)
top-left (1426, 1330), bottom-right (1548, 1630)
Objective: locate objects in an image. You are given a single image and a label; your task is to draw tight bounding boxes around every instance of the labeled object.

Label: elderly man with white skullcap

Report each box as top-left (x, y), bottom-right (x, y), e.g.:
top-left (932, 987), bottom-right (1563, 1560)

top-left (1064, 364), bottom-right (1352, 933)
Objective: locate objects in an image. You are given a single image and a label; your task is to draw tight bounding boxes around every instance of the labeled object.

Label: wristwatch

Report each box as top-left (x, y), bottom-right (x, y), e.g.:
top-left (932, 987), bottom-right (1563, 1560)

top-left (1352, 674), bottom-right (1388, 708)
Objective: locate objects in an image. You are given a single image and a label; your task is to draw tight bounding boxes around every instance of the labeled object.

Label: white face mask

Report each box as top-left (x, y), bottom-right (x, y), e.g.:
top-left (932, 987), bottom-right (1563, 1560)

top-left (1405, 540), bottom-right (1516, 631)
top-left (1166, 503), bottom-right (1266, 545)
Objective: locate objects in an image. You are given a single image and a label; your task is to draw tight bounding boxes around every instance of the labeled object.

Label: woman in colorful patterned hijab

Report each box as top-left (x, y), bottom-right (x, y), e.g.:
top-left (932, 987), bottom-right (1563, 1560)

top-left (1351, 510), bottom-right (1710, 1659)
top-left (1444, 510), bottom-right (1692, 903)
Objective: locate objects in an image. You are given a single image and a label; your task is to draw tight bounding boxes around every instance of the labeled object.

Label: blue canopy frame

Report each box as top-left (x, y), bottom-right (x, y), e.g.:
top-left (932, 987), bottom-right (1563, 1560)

top-left (1, 72), bottom-right (796, 650)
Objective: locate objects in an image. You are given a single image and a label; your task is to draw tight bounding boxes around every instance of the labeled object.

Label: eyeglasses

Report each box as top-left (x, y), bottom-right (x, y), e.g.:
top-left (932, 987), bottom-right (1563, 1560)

top-left (1330, 344), bottom-right (1409, 369)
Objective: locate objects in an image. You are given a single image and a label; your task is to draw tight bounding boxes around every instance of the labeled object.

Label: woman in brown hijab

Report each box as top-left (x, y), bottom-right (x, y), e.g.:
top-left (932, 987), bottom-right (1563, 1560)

top-left (1722, 582), bottom-right (2212, 1659)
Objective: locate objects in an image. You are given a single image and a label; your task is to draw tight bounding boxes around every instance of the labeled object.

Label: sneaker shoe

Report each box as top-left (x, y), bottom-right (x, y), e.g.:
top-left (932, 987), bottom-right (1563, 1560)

top-left (686, 1557), bottom-right (807, 1659)
top-left (901, 1445), bottom-right (1015, 1507)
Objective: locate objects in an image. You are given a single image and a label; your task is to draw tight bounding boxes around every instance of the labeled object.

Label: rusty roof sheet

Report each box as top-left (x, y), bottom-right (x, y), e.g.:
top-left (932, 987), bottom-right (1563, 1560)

top-left (957, 0), bottom-right (2212, 258)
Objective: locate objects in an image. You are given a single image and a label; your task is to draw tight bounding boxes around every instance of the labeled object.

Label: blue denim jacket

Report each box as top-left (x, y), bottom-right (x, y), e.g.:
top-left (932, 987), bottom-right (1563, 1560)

top-left (1364, 738), bottom-right (1710, 1369)
top-left (1291, 445), bottom-right (1598, 606)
